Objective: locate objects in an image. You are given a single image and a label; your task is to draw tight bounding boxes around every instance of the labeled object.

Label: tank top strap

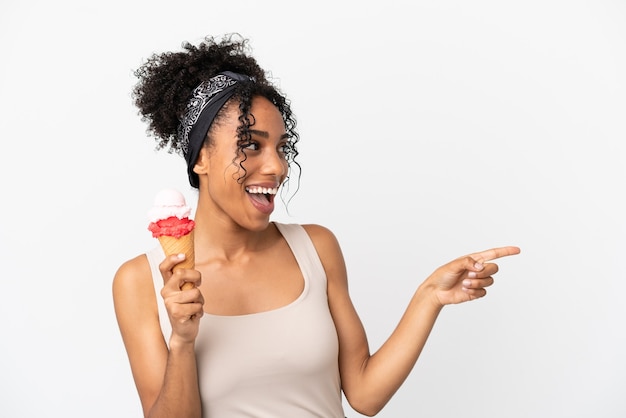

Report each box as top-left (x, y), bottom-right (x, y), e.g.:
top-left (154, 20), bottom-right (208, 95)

top-left (146, 244), bottom-right (165, 287)
top-left (274, 222), bottom-right (328, 290)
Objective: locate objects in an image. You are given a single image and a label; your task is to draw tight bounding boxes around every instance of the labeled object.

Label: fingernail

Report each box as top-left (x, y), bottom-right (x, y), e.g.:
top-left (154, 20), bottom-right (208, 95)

top-left (474, 262), bottom-right (483, 270)
top-left (177, 253), bottom-right (185, 259)
top-left (463, 279), bottom-right (472, 287)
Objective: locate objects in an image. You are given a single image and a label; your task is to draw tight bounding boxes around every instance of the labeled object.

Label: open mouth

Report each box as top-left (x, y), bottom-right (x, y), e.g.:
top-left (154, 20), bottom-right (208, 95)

top-left (245, 186), bottom-right (278, 205)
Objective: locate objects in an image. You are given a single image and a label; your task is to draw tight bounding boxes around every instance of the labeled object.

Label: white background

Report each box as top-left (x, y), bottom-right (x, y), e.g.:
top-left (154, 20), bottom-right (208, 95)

top-left (1, 0), bottom-right (625, 417)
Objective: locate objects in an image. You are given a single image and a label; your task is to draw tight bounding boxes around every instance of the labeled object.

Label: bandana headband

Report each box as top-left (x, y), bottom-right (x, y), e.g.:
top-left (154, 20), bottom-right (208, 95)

top-left (178, 71), bottom-right (253, 187)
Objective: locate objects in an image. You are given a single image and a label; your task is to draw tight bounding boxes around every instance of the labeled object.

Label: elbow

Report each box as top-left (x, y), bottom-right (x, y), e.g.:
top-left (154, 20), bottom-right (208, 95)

top-left (350, 403), bottom-right (384, 417)
top-left (355, 408), bottom-right (381, 417)
top-left (345, 394), bottom-right (388, 417)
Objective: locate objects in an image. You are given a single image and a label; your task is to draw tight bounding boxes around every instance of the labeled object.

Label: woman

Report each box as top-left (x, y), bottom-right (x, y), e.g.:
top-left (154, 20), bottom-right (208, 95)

top-left (113, 34), bottom-right (520, 418)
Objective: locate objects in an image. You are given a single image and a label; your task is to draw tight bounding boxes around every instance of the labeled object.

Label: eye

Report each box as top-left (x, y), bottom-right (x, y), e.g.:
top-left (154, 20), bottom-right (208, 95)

top-left (242, 141), bottom-right (260, 151)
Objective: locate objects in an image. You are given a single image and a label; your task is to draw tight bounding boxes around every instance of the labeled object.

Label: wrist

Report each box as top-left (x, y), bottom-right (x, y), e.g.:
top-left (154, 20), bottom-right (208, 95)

top-left (168, 336), bottom-right (196, 353)
top-left (416, 280), bottom-right (445, 311)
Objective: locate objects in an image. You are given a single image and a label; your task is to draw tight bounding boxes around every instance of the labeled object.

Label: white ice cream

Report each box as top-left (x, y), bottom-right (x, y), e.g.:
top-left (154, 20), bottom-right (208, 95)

top-left (147, 188), bottom-right (192, 222)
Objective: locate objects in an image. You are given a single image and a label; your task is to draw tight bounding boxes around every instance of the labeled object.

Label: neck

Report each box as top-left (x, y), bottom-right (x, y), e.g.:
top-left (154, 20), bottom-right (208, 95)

top-left (193, 212), bottom-right (275, 264)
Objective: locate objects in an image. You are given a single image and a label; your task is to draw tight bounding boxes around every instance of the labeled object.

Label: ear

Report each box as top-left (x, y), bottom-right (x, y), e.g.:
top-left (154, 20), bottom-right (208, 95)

top-left (192, 147), bottom-right (210, 176)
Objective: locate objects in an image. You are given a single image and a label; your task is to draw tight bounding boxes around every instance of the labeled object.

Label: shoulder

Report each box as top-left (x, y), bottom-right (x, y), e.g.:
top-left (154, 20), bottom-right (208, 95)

top-left (301, 224), bottom-right (347, 276)
top-left (112, 254), bottom-right (163, 358)
top-left (113, 254), bottom-right (152, 293)
top-left (301, 224), bottom-right (341, 250)
top-left (274, 222), bottom-right (340, 249)
top-left (112, 254), bottom-right (157, 315)
top-left (274, 222), bottom-right (346, 274)
top-left (300, 223), bottom-right (337, 240)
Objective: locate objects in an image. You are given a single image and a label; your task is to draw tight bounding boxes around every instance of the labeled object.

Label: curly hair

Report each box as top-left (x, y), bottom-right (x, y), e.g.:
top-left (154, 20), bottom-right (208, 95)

top-left (132, 33), bottom-right (300, 194)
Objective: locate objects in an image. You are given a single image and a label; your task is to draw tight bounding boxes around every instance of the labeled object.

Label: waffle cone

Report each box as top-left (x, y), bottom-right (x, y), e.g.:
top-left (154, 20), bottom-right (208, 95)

top-left (158, 231), bottom-right (195, 271)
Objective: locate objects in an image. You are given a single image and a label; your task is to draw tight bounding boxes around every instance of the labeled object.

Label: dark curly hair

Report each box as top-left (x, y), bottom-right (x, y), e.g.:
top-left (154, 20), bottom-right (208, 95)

top-left (132, 33), bottom-right (300, 197)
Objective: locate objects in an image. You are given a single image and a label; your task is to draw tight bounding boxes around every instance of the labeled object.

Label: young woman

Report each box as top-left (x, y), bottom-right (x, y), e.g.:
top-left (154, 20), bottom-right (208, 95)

top-left (113, 34), bottom-right (520, 418)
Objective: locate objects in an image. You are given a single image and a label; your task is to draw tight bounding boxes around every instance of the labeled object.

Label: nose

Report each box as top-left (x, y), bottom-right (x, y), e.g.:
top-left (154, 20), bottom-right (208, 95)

top-left (260, 148), bottom-right (287, 177)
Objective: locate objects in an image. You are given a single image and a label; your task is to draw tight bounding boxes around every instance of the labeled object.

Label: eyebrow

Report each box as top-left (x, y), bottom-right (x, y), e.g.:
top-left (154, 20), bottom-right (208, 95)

top-left (249, 129), bottom-right (290, 140)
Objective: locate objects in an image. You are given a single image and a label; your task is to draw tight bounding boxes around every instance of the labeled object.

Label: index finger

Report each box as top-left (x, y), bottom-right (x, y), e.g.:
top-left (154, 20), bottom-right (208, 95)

top-left (470, 246), bottom-right (521, 263)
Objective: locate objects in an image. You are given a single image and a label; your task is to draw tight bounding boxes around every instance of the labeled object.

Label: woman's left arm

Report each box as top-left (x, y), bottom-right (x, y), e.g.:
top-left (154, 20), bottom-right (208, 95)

top-left (304, 224), bottom-right (520, 416)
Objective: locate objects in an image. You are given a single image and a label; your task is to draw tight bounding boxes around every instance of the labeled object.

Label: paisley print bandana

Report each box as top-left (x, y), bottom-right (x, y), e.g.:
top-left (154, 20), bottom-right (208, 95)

top-left (178, 71), bottom-right (253, 187)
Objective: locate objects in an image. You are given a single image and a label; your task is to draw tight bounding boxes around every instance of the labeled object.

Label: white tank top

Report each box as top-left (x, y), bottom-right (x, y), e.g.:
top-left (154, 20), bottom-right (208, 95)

top-left (146, 222), bottom-right (345, 417)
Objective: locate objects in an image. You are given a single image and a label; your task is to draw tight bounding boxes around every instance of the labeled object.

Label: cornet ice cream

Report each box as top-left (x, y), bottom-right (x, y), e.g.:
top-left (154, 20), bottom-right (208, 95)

top-left (148, 189), bottom-right (196, 276)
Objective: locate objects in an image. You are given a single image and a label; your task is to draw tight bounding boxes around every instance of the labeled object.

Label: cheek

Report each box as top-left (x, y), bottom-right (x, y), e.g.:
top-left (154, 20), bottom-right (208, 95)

top-left (229, 157), bottom-right (252, 183)
top-left (207, 160), bottom-right (241, 187)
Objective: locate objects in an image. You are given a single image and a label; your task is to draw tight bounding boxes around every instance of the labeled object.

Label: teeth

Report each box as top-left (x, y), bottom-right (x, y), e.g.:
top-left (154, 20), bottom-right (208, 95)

top-left (246, 186), bottom-right (278, 195)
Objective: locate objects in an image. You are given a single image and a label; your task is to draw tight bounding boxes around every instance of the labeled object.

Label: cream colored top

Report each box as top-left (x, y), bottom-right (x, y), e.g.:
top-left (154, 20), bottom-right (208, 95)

top-left (146, 222), bottom-right (345, 417)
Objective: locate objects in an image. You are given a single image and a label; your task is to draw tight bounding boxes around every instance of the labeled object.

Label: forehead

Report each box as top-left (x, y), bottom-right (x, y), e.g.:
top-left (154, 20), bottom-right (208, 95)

top-left (211, 96), bottom-right (286, 145)
top-left (248, 96), bottom-right (286, 134)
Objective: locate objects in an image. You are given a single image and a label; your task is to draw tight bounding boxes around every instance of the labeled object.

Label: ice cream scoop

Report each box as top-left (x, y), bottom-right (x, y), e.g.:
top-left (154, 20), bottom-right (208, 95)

top-left (148, 188), bottom-right (193, 224)
top-left (148, 188), bottom-right (196, 289)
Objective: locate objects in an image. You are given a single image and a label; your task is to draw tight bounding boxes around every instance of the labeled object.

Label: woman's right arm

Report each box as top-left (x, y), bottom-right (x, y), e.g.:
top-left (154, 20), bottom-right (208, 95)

top-left (112, 253), bottom-right (203, 418)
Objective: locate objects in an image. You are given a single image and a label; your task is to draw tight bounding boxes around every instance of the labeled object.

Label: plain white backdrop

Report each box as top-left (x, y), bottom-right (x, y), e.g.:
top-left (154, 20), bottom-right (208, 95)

top-left (1, 0), bottom-right (624, 417)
